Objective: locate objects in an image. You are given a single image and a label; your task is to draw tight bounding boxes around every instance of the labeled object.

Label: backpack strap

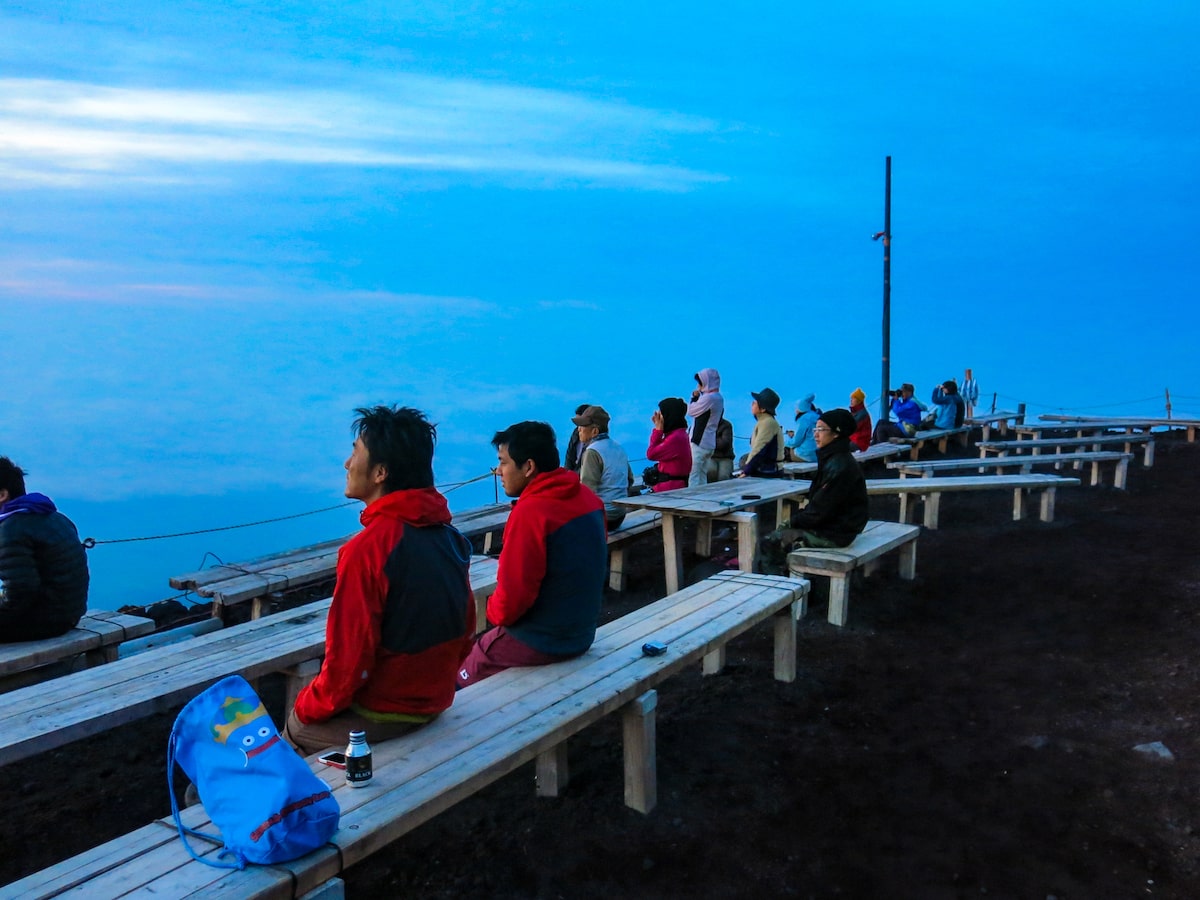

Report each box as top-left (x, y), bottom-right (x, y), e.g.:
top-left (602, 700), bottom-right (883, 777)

top-left (167, 721), bottom-right (247, 870)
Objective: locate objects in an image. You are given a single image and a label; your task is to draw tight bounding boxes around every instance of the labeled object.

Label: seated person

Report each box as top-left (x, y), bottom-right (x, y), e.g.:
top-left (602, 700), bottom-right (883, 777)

top-left (849, 388), bottom-right (872, 452)
top-left (706, 417), bottom-right (735, 483)
top-left (740, 388), bottom-right (784, 477)
top-left (457, 421), bottom-right (607, 687)
top-left (573, 405), bottom-right (635, 529)
top-left (0, 457), bottom-right (90, 642)
top-left (785, 392), bottom-right (820, 462)
top-left (927, 380), bottom-right (966, 429)
top-left (564, 403), bottom-right (592, 473)
top-left (646, 397), bottom-right (691, 492)
top-left (285, 406), bottom-right (475, 756)
top-left (759, 409), bottom-right (869, 574)
top-left (872, 383), bottom-right (924, 442)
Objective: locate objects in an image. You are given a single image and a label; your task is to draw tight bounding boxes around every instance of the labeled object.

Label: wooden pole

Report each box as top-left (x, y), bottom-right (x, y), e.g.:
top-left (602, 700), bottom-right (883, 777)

top-left (1165, 388), bottom-right (1172, 419)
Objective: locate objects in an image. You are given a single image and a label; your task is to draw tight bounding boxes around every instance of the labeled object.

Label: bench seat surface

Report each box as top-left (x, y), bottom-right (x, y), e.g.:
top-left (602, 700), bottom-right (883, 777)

top-left (0, 611), bottom-right (155, 677)
top-left (786, 520), bottom-right (919, 574)
top-left (5, 572), bottom-right (808, 900)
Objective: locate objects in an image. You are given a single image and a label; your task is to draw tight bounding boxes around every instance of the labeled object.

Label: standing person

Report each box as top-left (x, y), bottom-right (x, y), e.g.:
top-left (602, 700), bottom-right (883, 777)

top-left (759, 409), bottom-right (869, 574)
top-left (962, 368), bottom-right (980, 418)
top-left (573, 405), bottom-right (634, 529)
top-left (707, 416), bottom-right (736, 483)
top-left (564, 403), bottom-right (592, 473)
top-left (646, 397), bottom-right (691, 492)
top-left (739, 388), bottom-right (784, 477)
top-left (687, 367), bottom-right (725, 486)
top-left (784, 392), bottom-right (820, 462)
top-left (930, 380), bottom-right (966, 429)
top-left (0, 457), bottom-right (89, 642)
top-left (284, 406), bottom-right (475, 756)
top-left (849, 388), bottom-right (872, 452)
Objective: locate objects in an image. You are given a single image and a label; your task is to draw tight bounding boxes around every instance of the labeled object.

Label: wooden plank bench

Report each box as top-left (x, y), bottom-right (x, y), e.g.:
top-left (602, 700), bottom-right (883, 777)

top-left (3, 571), bottom-right (810, 899)
top-left (778, 441), bottom-right (904, 478)
top-left (888, 425), bottom-right (972, 459)
top-left (168, 503), bottom-right (514, 621)
top-left (978, 434), bottom-right (1154, 468)
top-left (1039, 414), bottom-right (1200, 442)
top-left (867, 474), bottom-right (1081, 529)
top-left (965, 409), bottom-right (1022, 441)
top-left (889, 451), bottom-right (1133, 489)
top-left (0, 556), bottom-right (499, 769)
top-left (786, 520), bottom-right (918, 626)
top-left (605, 509), bottom-right (662, 591)
top-left (0, 610), bottom-right (155, 693)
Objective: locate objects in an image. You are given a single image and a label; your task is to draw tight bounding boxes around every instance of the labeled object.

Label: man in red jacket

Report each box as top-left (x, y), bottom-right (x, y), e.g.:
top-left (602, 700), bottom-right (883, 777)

top-left (456, 421), bottom-right (607, 687)
top-left (284, 405), bottom-right (475, 756)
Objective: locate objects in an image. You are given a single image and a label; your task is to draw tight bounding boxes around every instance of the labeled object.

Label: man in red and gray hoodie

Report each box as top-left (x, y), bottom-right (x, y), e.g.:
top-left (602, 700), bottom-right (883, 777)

top-left (457, 421), bottom-right (607, 687)
top-left (284, 405), bottom-right (475, 756)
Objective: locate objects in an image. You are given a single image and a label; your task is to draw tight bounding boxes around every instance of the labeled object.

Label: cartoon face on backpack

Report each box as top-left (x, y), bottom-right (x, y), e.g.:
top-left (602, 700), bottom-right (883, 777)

top-left (210, 694), bottom-right (281, 764)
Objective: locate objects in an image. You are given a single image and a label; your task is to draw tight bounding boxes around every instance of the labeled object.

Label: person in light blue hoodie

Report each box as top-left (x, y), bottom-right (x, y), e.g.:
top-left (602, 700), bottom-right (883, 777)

top-left (785, 393), bottom-right (821, 462)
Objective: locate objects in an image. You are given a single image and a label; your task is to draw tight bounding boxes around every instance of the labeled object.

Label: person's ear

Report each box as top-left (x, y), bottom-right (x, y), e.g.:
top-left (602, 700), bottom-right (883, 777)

top-left (371, 464), bottom-right (388, 486)
top-left (523, 459), bottom-right (538, 479)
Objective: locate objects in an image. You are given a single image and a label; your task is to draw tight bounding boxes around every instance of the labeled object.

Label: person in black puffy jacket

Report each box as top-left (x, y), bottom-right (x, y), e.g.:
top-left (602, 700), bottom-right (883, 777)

top-left (0, 457), bottom-right (89, 642)
top-left (758, 409), bottom-right (869, 575)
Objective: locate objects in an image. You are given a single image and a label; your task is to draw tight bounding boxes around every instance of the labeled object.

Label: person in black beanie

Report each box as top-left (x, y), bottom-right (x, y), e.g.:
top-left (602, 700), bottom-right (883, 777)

top-left (759, 408), bottom-right (869, 575)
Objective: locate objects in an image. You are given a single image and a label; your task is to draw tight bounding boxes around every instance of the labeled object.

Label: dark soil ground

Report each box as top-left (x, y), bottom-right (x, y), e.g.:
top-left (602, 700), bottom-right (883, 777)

top-left (3, 434), bottom-right (1199, 899)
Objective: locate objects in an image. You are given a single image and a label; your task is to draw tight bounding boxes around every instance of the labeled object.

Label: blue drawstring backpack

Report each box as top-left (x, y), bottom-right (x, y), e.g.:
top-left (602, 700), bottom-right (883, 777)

top-left (167, 675), bottom-right (341, 868)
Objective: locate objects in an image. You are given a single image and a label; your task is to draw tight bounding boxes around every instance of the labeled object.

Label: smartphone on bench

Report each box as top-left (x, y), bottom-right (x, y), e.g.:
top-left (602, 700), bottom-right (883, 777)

top-left (318, 750), bottom-right (347, 769)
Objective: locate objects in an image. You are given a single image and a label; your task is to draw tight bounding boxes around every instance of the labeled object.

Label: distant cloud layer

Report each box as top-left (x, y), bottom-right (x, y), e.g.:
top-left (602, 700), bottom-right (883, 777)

top-left (0, 76), bottom-right (726, 190)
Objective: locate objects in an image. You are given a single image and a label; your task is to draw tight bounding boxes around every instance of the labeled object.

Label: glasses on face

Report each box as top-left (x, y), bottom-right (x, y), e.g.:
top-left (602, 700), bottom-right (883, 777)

top-left (813, 425), bottom-right (834, 434)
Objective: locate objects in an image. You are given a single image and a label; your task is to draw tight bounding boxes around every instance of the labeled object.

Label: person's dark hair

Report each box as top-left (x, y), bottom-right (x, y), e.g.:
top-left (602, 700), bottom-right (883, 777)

top-left (0, 457), bottom-right (27, 499)
top-left (352, 405), bottom-right (436, 493)
top-left (658, 397), bottom-right (688, 433)
top-left (492, 421), bottom-right (559, 473)
top-left (941, 380), bottom-right (959, 394)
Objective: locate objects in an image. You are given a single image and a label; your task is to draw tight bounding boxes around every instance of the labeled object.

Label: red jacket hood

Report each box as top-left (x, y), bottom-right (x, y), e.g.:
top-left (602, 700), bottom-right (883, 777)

top-left (516, 467), bottom-right (587, 505)
top-left (360, 487), bottom-right (453, 528)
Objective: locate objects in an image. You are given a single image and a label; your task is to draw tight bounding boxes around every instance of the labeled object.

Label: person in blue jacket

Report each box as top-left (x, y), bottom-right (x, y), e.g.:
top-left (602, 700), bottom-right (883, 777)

top-left (784, 393), bottom-right (820, 462)
top-left (929, 380), bottom-right (966, 429)
top-left (871, 383), bottom-right (924, 443)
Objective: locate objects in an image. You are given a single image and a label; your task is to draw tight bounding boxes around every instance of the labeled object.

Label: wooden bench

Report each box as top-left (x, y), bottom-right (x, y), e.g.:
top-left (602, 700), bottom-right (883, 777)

top-left (965, 409), bottom-right (1023, 441)
top-left (778, 442), bottom-right (904, 478)
top-left (3, 572), bottom-right (810, 899)
top-left (888, 425), bottom-right (972, 459)
top-left (1039, 414), bottom-right (1200, 442)
top-left (0, 556), bottom-right (499, 769)
top-left (605, 509), bottom-right (662, 591)
top-left (0, 610), bottom-right (155, 693)
top-left (867, 474), bottom-right (1081, 529)
top-left (978, 434), bottom-right (1154, 468)
top-left (786, 520), bottom-right (918, 626)
top-left (889, 451), bottom-right (1133, 489)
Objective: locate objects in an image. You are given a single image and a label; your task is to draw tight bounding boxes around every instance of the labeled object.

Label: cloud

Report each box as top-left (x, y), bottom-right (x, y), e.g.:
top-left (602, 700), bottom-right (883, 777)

top-left (0, 76), bottom-right (727, 191)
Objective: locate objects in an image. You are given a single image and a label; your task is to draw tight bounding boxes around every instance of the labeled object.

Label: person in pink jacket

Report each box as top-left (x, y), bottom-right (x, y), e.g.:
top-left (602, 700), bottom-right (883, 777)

top-left (645, 397), bottom-right (691, 492)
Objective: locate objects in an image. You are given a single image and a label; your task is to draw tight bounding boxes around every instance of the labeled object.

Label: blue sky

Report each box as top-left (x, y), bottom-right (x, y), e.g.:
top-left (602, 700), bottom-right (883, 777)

top-left (2, 2), bottom-right (1197, 607)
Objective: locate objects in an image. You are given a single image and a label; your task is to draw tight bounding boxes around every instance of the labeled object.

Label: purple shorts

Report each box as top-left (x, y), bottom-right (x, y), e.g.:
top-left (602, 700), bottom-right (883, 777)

top-left (456, 627), bottom-right (577, 688)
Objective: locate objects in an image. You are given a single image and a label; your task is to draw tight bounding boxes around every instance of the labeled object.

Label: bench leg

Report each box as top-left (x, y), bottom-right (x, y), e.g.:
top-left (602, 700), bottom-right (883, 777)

top-left (623, 690), bottom-right (657, 814)
top-left (1115, 459), bottom-right (1129, 490)
top-left (608, 547), bottom-right (628, 592)
top-left (922, 494), bottom-right (940, 529)
top-left (694, 518), bottom-right (713, 557)
top-left (735, 513), bottom-right (758, 573)
top-left (1145, 441), bottom-right (1155, 467)
top-left (773, 606), bottom-right (797, 683)
top-left (898, 493), bottom-right (914, 524)
top-left (827, 575), bottom-right (851, 627)
top-left (898, 540), bottom-right (917, 581)
top-left (1012, 488), bottom-right (1026, 521)
top-left (282, 658), bottom-right (323, 713)
top-left (702, 644), bottom-right (727, 675)
top-left (1039, 488), bottom-right (1057, 522)
top-left (662, 514), bottom-right (685, 595)
top-left (536, 742), bottom-right (570, 797)
top-left (1089, 461), bottom-right (1101, 486)
top-left (299, 878), bottom-right (345, 900)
